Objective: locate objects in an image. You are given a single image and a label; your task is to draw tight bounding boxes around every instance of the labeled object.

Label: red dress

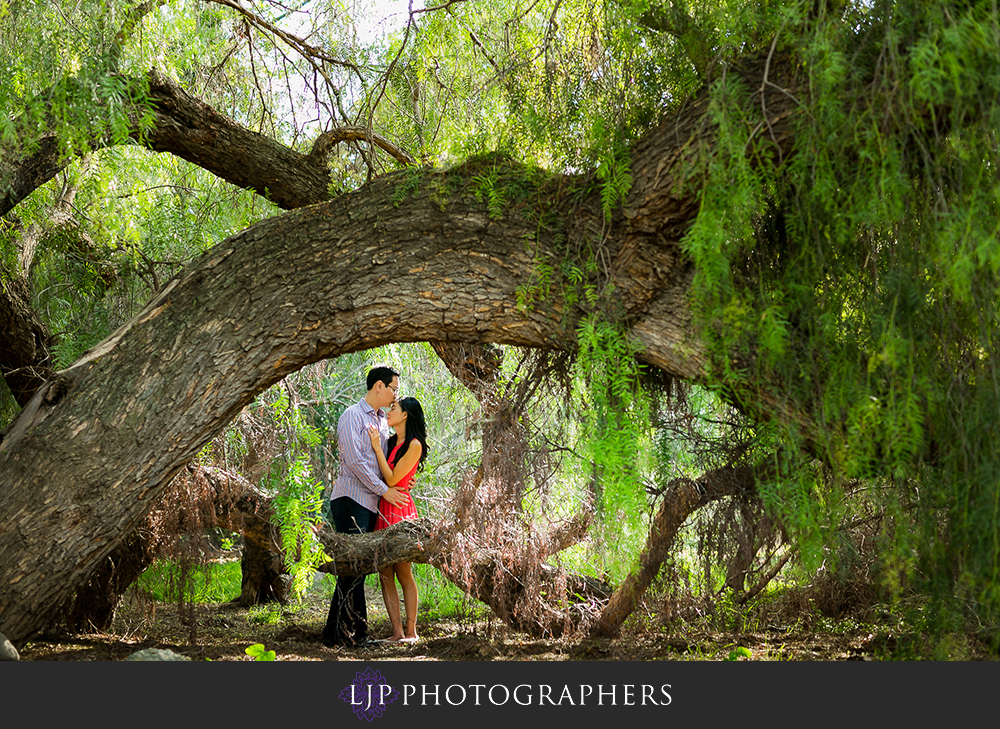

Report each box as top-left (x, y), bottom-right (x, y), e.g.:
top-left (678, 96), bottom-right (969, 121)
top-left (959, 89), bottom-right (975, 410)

top-left (375, 442), bottom-right (419, 530)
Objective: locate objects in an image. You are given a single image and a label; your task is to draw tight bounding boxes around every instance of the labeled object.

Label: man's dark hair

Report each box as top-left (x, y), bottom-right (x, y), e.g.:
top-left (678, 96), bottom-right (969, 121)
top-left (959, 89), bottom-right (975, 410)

top-left (367, 365), bottom-right (400, 391)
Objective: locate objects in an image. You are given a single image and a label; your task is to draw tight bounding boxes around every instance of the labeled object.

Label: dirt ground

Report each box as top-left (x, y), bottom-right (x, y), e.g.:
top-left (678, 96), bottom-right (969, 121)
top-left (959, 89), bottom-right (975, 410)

top-left (16, 582), bottom-right (903, 661)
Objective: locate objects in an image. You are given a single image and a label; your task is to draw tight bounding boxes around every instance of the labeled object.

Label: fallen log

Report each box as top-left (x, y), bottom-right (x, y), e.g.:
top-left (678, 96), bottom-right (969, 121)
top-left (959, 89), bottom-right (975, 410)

top-left (315, 517), bottom-right (444, 576)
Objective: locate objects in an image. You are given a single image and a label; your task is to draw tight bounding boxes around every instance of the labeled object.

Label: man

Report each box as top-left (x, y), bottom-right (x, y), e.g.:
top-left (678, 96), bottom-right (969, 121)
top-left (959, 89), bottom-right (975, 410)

top-left (322, 365), bottom-right (406, 647)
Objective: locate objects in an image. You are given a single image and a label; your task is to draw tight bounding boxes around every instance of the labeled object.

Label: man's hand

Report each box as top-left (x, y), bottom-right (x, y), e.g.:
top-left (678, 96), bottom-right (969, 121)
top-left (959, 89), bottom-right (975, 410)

top-left (383, 487), bottom-right (406, 507)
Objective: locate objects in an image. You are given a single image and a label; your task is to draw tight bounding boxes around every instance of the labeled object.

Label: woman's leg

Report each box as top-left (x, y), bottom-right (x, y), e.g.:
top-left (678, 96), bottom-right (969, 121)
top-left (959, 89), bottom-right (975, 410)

top-left (395, 562), bottom-right (419, 639)
top-left (378, 565), bottom-right (404, 641)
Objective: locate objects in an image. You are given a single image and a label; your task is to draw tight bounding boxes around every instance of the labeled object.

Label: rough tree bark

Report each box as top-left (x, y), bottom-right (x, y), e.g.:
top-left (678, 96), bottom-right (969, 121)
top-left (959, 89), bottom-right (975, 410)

top-left (0, 52), bottom-right (802, 647)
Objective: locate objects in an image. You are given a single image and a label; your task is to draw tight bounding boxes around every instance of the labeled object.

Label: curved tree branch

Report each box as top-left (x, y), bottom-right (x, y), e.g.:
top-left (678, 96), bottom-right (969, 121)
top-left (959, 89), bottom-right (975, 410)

top-left (0, 157), bottom-right (678, 644)
top-left (0, 50), bottom-right (805, 646)
top-left (309, 126), bottom-right (417, 167)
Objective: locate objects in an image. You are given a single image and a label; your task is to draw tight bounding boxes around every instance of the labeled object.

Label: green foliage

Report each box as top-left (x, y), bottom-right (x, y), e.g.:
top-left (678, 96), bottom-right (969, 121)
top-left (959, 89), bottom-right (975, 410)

top-left (244, 643), bottom-right (276, 661)
top-left (515, 260), bottom-right (555, 313)
top-left (472, 166), bottom-right (507, 220)
top-left (575, 316), bottom-right (650, 527)
top-left (365, 0), bottom-right (702, 174)
top-left (595, 143), bottom-right (633, 222)
top-left (392, 165), bottom-right (427, 207)
top-left (725, 646), bottom-right (753, 661)
top-left (675, 0), bottom-right (1000, 636)
top-left (135, 559), bottom-right (242, 604)
top-left (259, 390), bottom-right (330, 601)
top-left (268, 454), bottom-right (329, 600)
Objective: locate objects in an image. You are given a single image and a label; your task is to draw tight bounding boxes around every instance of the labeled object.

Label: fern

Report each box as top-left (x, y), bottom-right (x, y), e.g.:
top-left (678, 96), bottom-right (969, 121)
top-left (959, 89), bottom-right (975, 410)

top-left (269, 454), bottom-right (329, 600)
top-left (575, 315), bottom-right (649, 527)
top-left (596, 150), bottom-right (633, 222)
top-left (391, 166), bottom-right (426, 207)
top-left (472, 167), bottom-right (507, 219)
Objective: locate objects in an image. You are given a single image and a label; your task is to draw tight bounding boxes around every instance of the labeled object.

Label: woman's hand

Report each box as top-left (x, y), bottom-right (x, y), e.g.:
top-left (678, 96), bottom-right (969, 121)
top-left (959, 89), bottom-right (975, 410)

top-left (366, 423), bottom-right (381, 451)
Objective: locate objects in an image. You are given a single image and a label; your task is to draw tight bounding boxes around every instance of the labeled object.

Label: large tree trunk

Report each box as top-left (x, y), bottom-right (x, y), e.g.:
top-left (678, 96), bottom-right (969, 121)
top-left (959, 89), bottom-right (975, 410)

top-left (0, 53), bottom-right (802, 647)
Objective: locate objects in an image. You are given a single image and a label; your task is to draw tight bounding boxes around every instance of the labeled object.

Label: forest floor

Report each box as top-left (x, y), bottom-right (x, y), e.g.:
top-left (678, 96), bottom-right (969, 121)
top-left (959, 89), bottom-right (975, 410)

top-left (18, 578), bottom-right (981, 661)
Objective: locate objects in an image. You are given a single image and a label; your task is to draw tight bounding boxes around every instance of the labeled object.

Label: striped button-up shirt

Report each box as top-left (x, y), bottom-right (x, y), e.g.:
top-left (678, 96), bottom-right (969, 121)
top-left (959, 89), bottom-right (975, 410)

top-left (330, 398), bottom-right (389, 513)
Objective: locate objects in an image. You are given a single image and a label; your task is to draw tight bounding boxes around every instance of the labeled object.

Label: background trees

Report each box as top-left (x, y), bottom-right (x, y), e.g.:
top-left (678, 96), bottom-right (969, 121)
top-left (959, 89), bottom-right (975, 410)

top-left (2, 0), bottom-right (999, 653)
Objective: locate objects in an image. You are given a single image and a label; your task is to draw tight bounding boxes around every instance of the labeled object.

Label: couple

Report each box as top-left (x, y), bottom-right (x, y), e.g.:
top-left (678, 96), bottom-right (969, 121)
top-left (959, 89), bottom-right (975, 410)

top-left (322, 365), bottom-right (428, 647)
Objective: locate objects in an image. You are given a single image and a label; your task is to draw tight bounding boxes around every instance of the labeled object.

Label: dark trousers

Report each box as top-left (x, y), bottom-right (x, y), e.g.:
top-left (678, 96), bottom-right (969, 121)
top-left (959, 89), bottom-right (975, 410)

top-left (323, 496), bottom-right (377, 644)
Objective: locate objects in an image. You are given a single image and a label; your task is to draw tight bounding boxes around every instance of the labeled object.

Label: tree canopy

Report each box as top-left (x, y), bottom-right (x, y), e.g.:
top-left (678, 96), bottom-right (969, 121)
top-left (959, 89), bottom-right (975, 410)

top-left (2, 0), bottom-right (999, 651)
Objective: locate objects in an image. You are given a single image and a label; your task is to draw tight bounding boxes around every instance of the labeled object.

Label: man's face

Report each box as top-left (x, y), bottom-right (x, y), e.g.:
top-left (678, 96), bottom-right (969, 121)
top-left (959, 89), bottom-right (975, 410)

top-left (377, 376), bottom-right (399, 409)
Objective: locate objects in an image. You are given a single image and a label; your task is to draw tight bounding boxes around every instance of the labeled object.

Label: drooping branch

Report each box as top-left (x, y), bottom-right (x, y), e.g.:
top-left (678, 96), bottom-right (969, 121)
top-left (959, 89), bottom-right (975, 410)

top-left (1, 69), bottom-right (418, 219)
top-left (588, 464), bottom-right (760, 638)
top-left (0, 0), bottom-right (387, 218)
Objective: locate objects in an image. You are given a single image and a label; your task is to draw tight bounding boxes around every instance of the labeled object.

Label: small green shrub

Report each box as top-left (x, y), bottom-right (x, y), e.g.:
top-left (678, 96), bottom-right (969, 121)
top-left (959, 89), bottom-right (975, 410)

top-left (135, 559), bottom-right (242, 603)
top-left (247, 604), bottom-right (284, 625)
top-left (245, 643), bottom-right (276, 661)
top-left (412, 564), bottom-right (489, 621)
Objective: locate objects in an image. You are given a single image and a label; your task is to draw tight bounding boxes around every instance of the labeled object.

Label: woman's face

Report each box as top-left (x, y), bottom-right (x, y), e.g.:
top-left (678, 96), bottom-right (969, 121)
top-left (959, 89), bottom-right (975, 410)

top-left (386, 401), bottom-right (407, 428)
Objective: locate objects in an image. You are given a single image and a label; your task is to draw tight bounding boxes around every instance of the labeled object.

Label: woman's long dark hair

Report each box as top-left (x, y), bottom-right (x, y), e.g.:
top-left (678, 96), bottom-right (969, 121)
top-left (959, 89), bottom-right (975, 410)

top-left (386, 396), bottom-right (429, 470)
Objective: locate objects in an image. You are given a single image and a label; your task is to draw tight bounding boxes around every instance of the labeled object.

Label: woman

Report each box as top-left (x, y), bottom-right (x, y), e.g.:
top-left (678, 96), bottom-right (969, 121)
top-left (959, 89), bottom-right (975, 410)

top-left (366, 396), bottom-right (429, 642)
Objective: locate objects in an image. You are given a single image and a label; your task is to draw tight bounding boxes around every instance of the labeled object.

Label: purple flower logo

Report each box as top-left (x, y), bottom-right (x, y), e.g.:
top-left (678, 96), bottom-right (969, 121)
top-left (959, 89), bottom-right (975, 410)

top-left (339, 667), bottom-right (400, 721)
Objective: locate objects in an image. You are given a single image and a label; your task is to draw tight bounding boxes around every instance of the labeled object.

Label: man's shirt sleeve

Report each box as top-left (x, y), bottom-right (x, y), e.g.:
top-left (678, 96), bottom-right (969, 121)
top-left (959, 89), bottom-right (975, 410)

top-left (340, 407), bottom-right (388, 496)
